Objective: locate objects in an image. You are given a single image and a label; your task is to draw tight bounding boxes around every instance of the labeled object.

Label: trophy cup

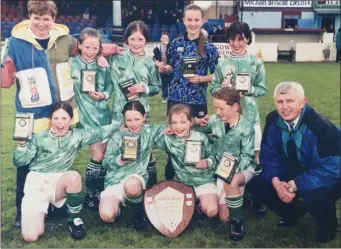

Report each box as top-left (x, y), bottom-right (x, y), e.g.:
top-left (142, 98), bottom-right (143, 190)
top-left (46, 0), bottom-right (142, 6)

top-left (122, 135), bottom-right (140, 161)
top-left (81, 70), bottom-right (96, 92)
top-left (182, 57), bottom-right (197, 78)
top-left (13, 113), bottom-right (34, 141)
top-left (119, 78), bottom-right (139, 101)
top-left (235, 73), bottom-right (251, 92)
top-left (215, 153), bottom-right (238, 184)
top-left (184, 140), bottom-right (202, 164)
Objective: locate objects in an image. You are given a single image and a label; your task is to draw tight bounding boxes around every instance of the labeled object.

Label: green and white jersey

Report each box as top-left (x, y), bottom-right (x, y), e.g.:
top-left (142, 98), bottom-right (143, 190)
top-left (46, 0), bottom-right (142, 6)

top-left (156, 131), bottom-right (216, 187)
top-left (103, 125), bottom-right (164, 188)
top-left (210, 53), bottom-right (267, 126)
top-left (69, 55), bottom-right (112, 129)
top-left (13, 123), bottom-right (119, 173)
top-left (107, 50), bottom-right (161, 123)
top-left (195, 114), bottom-right (255, 171)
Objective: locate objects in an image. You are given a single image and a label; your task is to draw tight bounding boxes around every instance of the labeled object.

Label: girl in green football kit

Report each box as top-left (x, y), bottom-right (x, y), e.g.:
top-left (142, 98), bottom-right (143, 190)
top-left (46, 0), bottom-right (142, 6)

top-left (69, 28), bottom-right (113, 211)
top-left (107, 20), bottom-right (161, 189)
top-left (13, 102), bottom-right (119, 242)
top-left (99, 100), bottom-right (165, 231)
top-left (156, 104), bottom-right (219, 219)
top-left (196, 88), bottom-right (255, 241)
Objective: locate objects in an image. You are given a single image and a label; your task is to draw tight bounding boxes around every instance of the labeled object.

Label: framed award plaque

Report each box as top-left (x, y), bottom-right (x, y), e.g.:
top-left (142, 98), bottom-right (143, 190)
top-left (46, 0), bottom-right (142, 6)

top-left (184, 140), bottom-right (202, 164)
top-left (122, 135), bottom-right (140, 161)
top-left (81, 70), bottom-right (96, 92)
top-left (215, 153), bottom-right (238, 184)
top-left (119, 78), bottom-right (139, 101)
top-left (235, 73), bottom-right (251, 92)
top-left (182, 57), bottom-right (197, 78)
top-left (13, 113), bottom-right (34, 141)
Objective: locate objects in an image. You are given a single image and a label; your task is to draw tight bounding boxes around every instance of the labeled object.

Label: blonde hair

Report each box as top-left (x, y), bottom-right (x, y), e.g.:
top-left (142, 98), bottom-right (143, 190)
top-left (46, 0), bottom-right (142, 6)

top-left (78, 28), bottom-right (102, 55)
top-left (27, 0), bottom-right (58, 18)
top-left (167, 104), bottom-right (194, 125)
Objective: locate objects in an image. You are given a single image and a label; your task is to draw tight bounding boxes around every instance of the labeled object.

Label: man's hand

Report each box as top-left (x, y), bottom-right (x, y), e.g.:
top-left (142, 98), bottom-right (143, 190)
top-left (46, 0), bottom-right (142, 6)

top-left (97, 56), bottom-right (109, 68)
top-left (196, 159), bottom-right (208, 169)
top-left (287, 180), bottom-right (297, 193)
top-left (89, 91), bottom-right (105, 100)
top-left (272, 177), bottom-right (295, 203)
top-left (221, 79), bottom-right (232, 88)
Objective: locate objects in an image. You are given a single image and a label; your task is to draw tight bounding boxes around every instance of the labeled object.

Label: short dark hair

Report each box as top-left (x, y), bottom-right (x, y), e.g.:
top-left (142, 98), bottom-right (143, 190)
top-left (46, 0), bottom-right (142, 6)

top-left (27, 0), bottom-right (58, 19)
top-left (212, 87), bottom-right (242, 114)
top-left (226, 22), bottom-right (252, 45)
top-left (122, 100), bottom-right (146, 117)
top-left (49, 102), bottom-right (74, 119)
top-left (125, 20), bottom-right (149, 43)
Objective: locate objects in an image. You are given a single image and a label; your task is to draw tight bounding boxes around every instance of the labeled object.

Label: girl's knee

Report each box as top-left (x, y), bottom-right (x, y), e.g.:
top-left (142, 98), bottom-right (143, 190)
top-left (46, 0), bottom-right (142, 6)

top-left (99, 207), bottom-right (119, 223)
top-left (123, 177), bottom-right (143, 198)
top-left (67, 171), bottom-right (82, 189)
top-left (22, 230), bottom-right (42, 242)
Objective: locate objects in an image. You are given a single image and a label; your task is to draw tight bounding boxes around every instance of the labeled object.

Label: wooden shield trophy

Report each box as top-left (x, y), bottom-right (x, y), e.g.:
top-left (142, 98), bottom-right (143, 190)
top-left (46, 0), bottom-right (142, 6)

top-left (144, 180), bottom-right (195, 238)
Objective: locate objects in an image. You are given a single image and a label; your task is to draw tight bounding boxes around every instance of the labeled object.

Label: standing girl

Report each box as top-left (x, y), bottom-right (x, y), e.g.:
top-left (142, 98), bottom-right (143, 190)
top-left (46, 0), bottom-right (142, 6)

top-left (156, 104), bottom-right (219, 220)
top-left (210, 21), bottom-right (267, 165)
top-left (69, 28), bottom-right (113, 211)
top-left (156, 4), bottom-right (219, 179)
top-left (13, 102), bottom-right (119, 242)
top-left (100, 100), bottom-right (164, 231)
top-left (196, 88), bottom-right (255, 241)
top-left (107, 20), bottom-right (161, 188)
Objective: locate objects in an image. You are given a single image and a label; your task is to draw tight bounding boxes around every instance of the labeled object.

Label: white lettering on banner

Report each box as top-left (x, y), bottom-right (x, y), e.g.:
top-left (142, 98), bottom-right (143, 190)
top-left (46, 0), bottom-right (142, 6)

top-left (244, 0), bottom-right (312, 7)
top-left (214, 43), bottom-right (231, 57)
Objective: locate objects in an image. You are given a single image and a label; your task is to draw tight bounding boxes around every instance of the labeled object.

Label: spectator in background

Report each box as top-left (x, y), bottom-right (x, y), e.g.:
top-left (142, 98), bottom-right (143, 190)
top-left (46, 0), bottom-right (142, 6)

top-left (176, 8), bottom-right (183, 22)
top-left (336, 27), bottom-right (341, 63)
top-left (82, 8), bottom-right (89, 21)
top-left (209, 25), bottom-right (219, 42)
top-left (217, 24), bottom-right (226, 42)
top-left (201, 27), bottom-right (208, 42)
top-left (153, 32), bottom-right (171, 103)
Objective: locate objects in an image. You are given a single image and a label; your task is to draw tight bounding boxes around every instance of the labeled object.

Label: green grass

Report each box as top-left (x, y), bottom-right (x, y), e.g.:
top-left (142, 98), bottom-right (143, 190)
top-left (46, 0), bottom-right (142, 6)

top-left (1, 62), bottom-right (340, 248)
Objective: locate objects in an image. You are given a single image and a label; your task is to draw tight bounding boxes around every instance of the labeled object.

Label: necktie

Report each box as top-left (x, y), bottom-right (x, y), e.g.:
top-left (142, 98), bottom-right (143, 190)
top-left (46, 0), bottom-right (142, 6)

top-left (285, 125), bottom-right (302, 180)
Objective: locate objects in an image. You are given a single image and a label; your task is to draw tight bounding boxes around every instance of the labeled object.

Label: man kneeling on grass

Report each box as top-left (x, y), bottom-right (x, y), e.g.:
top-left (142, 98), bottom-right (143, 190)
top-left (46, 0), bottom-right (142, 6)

top-left (249, 81), bottom-right (340, 243)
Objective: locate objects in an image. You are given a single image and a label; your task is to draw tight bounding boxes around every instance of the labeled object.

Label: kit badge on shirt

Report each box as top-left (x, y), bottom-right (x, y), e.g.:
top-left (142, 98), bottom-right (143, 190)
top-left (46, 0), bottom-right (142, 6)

top-left (177, 47), bottom-right (185, 53)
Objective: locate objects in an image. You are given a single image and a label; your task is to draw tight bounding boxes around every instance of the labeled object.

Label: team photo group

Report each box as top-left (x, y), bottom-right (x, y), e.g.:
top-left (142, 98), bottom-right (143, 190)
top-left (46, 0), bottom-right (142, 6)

top-left (1, 0), bottom-right (340, 247)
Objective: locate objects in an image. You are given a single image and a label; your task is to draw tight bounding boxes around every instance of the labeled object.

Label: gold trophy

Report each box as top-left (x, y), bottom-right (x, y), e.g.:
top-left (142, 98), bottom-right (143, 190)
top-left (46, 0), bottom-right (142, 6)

top-left (119, 78), bottom-right (139, 101)
top-left (215, 153), bottom-right (238, 184)
top-left (184, 140), bottom-right (202, 164)
top-left (235, 73), bottom-right (251, 92)
top-left (81, 70), bottom-right (96, 92)
top-left (122, 136), bottom-right (140, 161)
top-left (13, 113), bottom-right (34, 141)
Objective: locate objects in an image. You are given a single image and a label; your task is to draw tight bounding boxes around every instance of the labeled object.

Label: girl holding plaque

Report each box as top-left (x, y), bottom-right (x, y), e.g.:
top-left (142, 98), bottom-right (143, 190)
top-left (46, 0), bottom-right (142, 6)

top-left (107, 20), bottom-right (161, 189)
top-left (100, 101), bottom-right (165, 231)
top-left (13, 102), bottom-right (120, 242)
top-left (196, 88), bottom-right (255, 241)
top-left (210, 22), bottom-right (267, 165)
top-left (69, 28), bottom-right (113, 211)
top-left (155, 4), bottom-right (219, 180)
top-left (156, 104), bottom-right (219, 220)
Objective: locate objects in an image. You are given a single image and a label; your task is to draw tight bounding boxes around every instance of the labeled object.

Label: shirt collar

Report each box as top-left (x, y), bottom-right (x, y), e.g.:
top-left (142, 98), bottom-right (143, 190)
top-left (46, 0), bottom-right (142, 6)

top-left (284, 115), bottom-right (300, 131)
top-left (184, 32), bottom-right (200, 46)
